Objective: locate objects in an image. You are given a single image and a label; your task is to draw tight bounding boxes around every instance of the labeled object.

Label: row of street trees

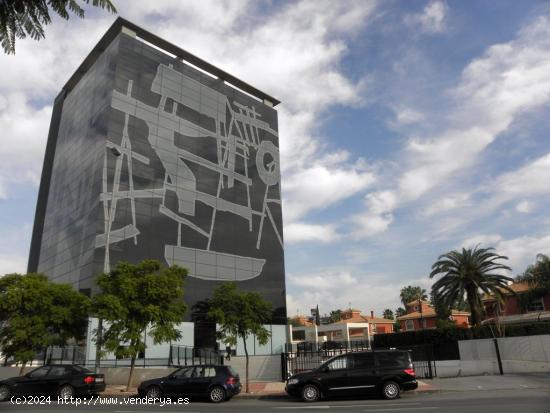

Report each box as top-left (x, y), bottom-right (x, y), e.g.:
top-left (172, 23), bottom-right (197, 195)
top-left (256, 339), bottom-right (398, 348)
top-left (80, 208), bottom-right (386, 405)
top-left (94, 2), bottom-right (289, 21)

top-left (0, 259), bottom-right (273, 393)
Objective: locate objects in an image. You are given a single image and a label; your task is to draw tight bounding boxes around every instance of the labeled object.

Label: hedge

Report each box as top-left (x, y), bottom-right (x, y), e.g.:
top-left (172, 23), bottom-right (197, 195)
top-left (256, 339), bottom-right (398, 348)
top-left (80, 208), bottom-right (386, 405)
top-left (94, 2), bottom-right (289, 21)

top-left (373, 321), bottom-right (550, 348)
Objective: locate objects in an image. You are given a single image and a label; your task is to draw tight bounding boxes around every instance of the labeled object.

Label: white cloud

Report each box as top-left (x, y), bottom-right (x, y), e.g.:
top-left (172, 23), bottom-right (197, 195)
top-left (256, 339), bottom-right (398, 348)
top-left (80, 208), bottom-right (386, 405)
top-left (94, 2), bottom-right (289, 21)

top-left (516, 200), bottom-right (535, 213)
top-left (287, 271), bottom-right (432, 317)
top-left (284, 222), bottom-right (340, 244)
top-left (405, 1), bottom-right (448, 34)
top-left (0, 254), bottom-right (27, 276)
top-left (348, 190), bottom-right (396, 239)
top-left (352, 14), bottom-right (550, 239)
top-left (288, 270), bottom-right (357, 290)
top-left (392, 106), bottom-right (425, 125)
top-left (424, 193), bottom-right (471, 216)
top-left (0, 94), bottom-right (51, 198)
top-left (458, 232), bottom-right (550, 274)
top-left (284, 164), bottom-right (376, 222)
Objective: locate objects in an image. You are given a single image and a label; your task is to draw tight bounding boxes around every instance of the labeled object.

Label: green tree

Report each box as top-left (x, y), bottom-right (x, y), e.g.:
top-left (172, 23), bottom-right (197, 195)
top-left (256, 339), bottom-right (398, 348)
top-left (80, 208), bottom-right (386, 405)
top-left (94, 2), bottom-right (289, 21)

top-left (430, 246), bottom-right (513, 327)
top-left (92, 260), bottom-right (187, 391)
top-left (399, 285), bottom-right (428, 307)
top-left (0, 273), bottom-right (90, 374)
top-left (382, 309), bottom-right (394, 320)
top-left (0, 0), bottom-right (116, 54)
top-left (207, 282), bottom-right (272, 394)
top-left (516, 253), bottom-right (550, 291)
top-left (327, 309), bottom-right (342, 323)
top-left (395, 307), bottom-right (406, 317)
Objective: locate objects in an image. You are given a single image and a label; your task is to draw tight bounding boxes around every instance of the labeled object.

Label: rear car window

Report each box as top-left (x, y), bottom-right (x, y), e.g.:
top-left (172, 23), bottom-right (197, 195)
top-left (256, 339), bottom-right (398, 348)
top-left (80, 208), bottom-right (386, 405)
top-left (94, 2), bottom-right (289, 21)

top-left (376, 352), bottom-right (411, 368)
top-left (72, 365), bottom-right (91, 373)
top-left (226, 366), bottom-right (238, 377)
top-left (48, 366), bottom-right (69, 377)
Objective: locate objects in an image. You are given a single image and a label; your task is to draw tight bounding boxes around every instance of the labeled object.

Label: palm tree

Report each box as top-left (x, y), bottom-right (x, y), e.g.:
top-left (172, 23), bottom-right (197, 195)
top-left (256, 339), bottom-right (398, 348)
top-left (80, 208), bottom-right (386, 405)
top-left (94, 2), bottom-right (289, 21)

top-left (430, 246), bottom-right (513, 327)
top-left (516, 253), bottom-right (550, 291)
top-left (399, 285), bottom-right (428, 307)
top-left (382, 309), bottom-right (394, 320)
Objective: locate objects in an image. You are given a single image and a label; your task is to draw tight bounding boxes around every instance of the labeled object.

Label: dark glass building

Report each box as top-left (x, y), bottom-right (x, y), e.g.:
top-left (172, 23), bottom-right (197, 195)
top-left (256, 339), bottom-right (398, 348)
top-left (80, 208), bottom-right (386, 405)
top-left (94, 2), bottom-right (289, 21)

top-left (28, 18), bottom-right (287, 354)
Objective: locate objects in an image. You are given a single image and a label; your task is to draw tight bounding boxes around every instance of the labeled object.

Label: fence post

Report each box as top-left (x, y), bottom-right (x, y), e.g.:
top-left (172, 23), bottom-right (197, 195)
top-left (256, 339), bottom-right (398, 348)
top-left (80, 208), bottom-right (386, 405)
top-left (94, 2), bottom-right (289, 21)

top-left (493, 338), bottom-right (504, 375)
top-left (280, 353), bottom-right (287, 382)
top-left (72, 347), bottom-right (76, 364)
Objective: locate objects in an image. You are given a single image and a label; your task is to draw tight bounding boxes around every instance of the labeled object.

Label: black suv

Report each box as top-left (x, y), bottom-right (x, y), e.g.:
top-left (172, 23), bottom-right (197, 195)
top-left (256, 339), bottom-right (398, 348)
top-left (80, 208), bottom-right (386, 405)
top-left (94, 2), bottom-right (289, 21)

top-left (137, 365), bottom-right (241, 403)
top-left (285, 350), bottom-right (417, 402)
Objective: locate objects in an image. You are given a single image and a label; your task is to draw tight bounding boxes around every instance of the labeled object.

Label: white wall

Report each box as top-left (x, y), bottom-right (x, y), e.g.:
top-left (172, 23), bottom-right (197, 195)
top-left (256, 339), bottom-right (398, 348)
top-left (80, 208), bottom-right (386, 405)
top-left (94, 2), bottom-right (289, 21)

top-left (436, 334), bottom-right (550, 377)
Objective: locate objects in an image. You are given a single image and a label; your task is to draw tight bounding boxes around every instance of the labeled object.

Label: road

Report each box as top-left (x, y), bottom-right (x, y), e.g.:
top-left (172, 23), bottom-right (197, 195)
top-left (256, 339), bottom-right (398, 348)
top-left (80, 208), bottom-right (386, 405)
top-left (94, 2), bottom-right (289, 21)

top-left (1, 389), bottom-right (549, 413)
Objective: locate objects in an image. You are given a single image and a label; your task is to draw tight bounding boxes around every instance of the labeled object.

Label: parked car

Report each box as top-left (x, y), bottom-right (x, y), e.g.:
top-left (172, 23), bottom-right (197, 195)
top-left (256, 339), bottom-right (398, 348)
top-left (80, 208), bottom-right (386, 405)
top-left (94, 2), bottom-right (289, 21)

top-left (137, 364), bottom-right (241, 403)
top-left (0, 365), bottom-right (105, 401)
top-left (297, 341), bottom-right (316, 354)
top-left (285, 350), bottom-right (417, 402)
top-left (318, 340), bottom-right (345, 356)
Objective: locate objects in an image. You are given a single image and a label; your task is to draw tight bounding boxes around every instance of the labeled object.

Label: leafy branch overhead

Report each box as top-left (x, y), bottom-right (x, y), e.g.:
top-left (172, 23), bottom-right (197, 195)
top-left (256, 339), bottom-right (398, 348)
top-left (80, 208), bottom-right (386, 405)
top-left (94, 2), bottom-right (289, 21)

top-left (0, 0), bottom-right (116, 54)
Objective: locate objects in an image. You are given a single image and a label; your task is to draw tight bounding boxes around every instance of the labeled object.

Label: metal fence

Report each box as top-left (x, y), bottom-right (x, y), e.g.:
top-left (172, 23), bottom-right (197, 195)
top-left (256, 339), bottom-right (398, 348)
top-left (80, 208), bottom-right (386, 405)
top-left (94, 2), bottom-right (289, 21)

top-left (3, 345), bottom-right (223, 369)
top-left (281, 343), bottom-right (436, 381)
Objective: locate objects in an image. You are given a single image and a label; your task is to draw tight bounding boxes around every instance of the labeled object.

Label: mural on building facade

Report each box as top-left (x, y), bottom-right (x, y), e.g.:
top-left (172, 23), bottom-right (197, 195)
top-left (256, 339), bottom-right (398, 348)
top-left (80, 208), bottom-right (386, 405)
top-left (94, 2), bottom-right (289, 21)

top-left (96, 63), bottom-right (283, 281)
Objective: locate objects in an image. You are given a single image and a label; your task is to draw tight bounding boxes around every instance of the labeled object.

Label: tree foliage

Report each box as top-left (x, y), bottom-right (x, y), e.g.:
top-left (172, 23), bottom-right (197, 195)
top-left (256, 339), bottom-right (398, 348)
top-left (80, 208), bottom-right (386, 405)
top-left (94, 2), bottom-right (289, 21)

top-left (395, 307), bottom-right (406, 318)
top-left (0, 0), bottom-right (116, 54)
top-left (207, 282), bottom-right (271, 393)
top-left (327, 309), bottom-right (342, 324)
top-left (0, 273), bottom-right (90, 371)
top-left (382, 309), bottom-right (394, 320)
top-left (399, 285), bottom-right (428, 307)
top-left (516, 253), bottom-right (550, 291)
top-left (92, 260), bottom-right (187, 390)
top-left (430, 246), bottom-right (513, 327)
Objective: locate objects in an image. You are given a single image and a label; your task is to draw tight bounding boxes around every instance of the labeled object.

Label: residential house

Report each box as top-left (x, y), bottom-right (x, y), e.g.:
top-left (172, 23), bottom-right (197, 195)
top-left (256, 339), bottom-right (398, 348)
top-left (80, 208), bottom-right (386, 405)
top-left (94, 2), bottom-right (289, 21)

top-left (288, 308), bottom-right (394, 349)
top-left (482, 282), bottom-right (550, 325)
top-left (396, 300), bottom-right (470, 331)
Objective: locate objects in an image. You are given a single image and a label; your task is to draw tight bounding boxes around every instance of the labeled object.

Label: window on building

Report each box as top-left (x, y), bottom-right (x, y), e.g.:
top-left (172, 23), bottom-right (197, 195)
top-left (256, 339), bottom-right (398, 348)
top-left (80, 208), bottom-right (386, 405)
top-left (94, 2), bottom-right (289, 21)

top-left (421, 318), bottom-right (427, 328)
top-left (293, 330), bottom-right (305, 341)
top-left (406, 320), bottom-right (414, 331)
top-left (527, 297), bottom-right (545, 312)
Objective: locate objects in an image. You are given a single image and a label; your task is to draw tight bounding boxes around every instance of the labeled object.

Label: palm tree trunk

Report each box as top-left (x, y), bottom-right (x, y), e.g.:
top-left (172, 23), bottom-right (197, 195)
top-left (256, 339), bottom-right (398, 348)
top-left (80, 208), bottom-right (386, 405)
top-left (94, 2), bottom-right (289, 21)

top-left (466, 286), bottom-right (482, 327)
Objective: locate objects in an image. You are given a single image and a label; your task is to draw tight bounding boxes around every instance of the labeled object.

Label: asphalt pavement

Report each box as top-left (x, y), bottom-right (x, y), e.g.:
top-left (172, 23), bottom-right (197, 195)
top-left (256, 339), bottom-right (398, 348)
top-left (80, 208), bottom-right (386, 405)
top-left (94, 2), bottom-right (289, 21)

top-left (1, 388), bottom-right (550, 413)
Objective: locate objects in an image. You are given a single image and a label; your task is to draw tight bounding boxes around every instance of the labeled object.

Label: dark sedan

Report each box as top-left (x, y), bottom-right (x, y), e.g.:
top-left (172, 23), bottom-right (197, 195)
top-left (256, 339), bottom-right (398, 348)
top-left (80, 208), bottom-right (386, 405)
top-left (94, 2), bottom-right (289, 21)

top-left (0, 365), bottom-right (105, 401)
top-left (138, 364), bottom-right (241, 403)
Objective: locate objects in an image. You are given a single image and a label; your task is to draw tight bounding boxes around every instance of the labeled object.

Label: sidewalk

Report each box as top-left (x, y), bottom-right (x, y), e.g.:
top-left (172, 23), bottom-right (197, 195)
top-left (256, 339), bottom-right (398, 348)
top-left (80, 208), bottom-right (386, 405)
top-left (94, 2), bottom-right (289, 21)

top-left (101, 373), bottom-right (550, 398)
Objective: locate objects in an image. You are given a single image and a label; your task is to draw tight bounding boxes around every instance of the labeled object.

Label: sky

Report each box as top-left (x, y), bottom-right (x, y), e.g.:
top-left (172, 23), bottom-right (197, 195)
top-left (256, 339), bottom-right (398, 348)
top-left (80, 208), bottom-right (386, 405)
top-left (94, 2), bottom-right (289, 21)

top-left (1, 0), bottom-right (550, 319)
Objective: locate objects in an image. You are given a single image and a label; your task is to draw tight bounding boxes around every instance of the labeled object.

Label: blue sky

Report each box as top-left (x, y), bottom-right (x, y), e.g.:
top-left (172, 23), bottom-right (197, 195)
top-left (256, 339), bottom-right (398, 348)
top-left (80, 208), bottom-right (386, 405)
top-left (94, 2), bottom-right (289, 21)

top-left (1, 0), bottom-right (550, 318)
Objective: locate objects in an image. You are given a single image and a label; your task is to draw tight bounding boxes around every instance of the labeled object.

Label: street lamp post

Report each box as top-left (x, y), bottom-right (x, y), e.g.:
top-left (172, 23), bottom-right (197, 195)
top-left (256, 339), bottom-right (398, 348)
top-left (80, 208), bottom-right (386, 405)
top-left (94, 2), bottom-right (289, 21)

top-left (95, 146), bottom-right (122, 372)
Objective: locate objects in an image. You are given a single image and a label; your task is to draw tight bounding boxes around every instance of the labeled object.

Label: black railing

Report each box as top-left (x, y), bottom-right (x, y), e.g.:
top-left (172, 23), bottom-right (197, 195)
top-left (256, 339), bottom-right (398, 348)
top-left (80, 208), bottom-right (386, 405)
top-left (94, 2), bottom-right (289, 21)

top-left (2, 345), bottom-right (223, 369)
top-left (281, 343), bottom-right (436, 381)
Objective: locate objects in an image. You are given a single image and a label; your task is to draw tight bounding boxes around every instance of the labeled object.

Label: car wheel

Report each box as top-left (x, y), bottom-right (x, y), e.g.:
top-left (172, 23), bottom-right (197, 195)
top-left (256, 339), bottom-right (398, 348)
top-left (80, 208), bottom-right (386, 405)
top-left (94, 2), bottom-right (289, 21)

top-left (0, 385), bottom-right (11, 402)
top-left (301, 384), bottom-right (320, 402)
top-left (208, 386), bottom-right (225, 403)
top-left (146, 385), bottom-right (162, 399)
top-left (58, 384), bottom-right (75, 399)
top-left (381, 381), bottom-right (400, 400)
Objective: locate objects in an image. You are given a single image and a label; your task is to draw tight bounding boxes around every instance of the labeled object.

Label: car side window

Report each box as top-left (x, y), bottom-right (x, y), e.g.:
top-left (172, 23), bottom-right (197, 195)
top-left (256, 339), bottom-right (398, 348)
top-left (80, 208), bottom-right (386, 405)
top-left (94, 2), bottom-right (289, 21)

top-left (353, 353), bottom-right (374, 368)
top-left (203, 367), bottom-right (216, 377)
top-left (28, 367), bottom-right (50, 378)
top-left (173, 367), bottom-right (194, 378)
top-left (326, 356), bottom-right (350, 371)
top-left (48, 366), bottom-right (69, 377)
